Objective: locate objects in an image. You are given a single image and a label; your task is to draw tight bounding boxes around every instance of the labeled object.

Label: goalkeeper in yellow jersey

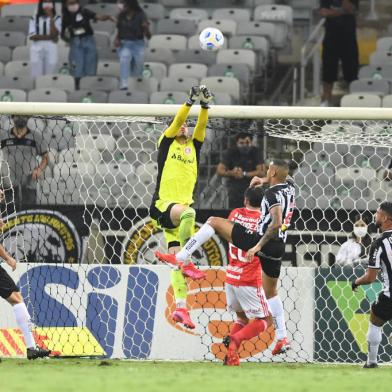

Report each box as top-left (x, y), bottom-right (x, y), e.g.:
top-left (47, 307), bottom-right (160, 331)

top-left (150, 85), bottom-right (213, 329)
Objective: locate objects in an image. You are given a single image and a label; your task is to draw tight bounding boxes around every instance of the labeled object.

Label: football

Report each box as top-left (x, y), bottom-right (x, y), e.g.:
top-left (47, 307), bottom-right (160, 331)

top-left (199, 27), bottom-right (224, 51)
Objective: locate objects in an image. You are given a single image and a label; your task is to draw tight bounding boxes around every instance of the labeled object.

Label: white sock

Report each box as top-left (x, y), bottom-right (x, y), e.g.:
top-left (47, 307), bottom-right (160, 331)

top-left (176, 223), bottom-right (215, 262)
top-left (367, 322), bottom-right (382, 365)
top-left (13, 303), bottom-right (35, 349)
top-left (268, 295), bottom-right (287, 340)
top-left (176, 299), bottom-right (186, 309)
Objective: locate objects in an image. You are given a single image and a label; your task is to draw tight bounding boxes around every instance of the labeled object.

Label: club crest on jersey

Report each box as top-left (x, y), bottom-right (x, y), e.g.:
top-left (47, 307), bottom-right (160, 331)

top-left (184, 147), bottom-right (192, 155)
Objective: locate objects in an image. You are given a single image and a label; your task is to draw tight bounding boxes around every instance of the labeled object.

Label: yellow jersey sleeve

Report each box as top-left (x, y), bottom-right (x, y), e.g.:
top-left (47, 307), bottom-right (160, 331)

top-left (192, 107), bottom-right (208, 143)
top-left (160, 104), bottom-right (192, 142)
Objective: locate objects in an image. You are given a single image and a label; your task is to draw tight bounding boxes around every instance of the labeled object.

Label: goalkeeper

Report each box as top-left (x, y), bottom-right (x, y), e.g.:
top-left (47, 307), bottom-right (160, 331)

top-left (149, 85), bottom-right (213, 329)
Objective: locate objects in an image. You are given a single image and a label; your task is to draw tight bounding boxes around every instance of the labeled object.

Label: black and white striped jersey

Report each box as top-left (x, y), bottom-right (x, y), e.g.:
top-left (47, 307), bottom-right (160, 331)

top-left (28, 15), bottom-right (62, 37)
top-left (368, 230), bottom-right (392, 298)
top-left (256, 182), bottom-right (296, 242)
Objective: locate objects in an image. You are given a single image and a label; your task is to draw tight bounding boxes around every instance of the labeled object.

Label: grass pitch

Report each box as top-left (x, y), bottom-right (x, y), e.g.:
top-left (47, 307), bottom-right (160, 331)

top-left (1, 358), bottom-right (391, 392)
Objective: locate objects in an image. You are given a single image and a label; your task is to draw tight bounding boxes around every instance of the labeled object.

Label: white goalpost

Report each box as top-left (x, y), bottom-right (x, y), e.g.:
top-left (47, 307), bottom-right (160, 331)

top-left (0, 102), bottom-right (391, 363)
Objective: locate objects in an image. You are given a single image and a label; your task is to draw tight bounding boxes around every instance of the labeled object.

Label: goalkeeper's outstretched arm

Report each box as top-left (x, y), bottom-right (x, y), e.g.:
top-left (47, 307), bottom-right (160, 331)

top-left (193, 85), bottom-right (213, 143)
top-left (163, 86), bottom-right (201, 139)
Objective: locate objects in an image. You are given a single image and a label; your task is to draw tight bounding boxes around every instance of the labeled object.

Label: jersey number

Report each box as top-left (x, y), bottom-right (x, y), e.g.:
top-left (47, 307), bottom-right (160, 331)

top-left (229, 243), bottom-right (249, 263)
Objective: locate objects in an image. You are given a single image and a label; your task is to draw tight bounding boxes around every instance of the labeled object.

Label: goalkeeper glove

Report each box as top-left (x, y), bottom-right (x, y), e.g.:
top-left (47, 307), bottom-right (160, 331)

top-left (200, 85), bottom-right (214, 109)
top-left (351, 280), bottom-right (359, 292)
top-left (186, 86), bottom-right (201, 106)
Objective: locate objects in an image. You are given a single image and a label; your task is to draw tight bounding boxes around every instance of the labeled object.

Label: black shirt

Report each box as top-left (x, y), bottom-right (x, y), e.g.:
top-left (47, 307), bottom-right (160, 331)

top-left (117, 10), bottom-right (147, 41)
top-left (221, 146), bottom-right (263, 191)
top-left (62, 8), bottom-right (96, 39)
top-left (320, 0), bottom-right (358, 36)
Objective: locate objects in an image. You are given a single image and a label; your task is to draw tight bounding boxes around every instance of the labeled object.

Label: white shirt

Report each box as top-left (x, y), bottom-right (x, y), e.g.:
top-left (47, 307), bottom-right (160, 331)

top-left (28, 15), bottom-right (62, 37)
top-left (335, 238), bottom-right (362, 266)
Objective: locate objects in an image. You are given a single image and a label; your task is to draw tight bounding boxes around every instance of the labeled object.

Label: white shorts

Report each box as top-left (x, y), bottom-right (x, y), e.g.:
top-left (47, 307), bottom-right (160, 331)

top-left (225, 283), bottom-right (270, 319)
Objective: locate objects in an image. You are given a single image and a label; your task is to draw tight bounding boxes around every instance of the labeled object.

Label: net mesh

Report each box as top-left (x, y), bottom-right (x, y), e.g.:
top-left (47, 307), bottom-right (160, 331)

top-left (0, 113), bottom-right (391, 363)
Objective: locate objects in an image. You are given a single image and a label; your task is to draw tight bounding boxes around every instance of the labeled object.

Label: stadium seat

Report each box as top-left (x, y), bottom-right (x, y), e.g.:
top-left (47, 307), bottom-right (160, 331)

top-left (4, 60), bottom-right (30, 77)
top-left (12, 45), bottom-right (29, 61)
top-left (35, 74), bottom-right (75, 92)
top-left (97, 61), bottom-right (120, 77)
top-left (336, 167), bottom-right (375, 184)
top-left (127, 77), bottom-right (159, 94)
top-left (200, 76), bottom-right (240, 101)
top-left (0, 16), bottom-right (29, 32)
top-left (254, 4), bottom-right (293, 25)
top-left (340, 93), bottom-right (382, 107)
top-left (157, 19), bottom-right (197, 37)
top-left (254, 0), bottom-right (277, 4)
top-left (91, 20), bottom-right (115, 35)
top-left (217, 49), bottom-right (256, 72)
top-left (358, 64), bottom-right (392, 80)
top-left (382, 95), bottom-right (392, 107)
top-left (149, 34), bottom-right (187, 51)
top-left (145, 47), bottom-right (174, 66)
top-left (0, 4), bottom-right (36, 17)
top-left (108, 90), bottom-right (149, 104)
top-left (0, 45), bottom-right (11, 63)
top-left (0, 75), bottom-right (34, 90)
top-left (174, 49), bottom-right (216, 66)
top-left (160, 76), bottom-right (199, 93)
top-left (84, 3), bottom-right (118, 16)
top-left (76, 134), bottom-right (116, 152)
top-left (0, 31), bottom-right (25, 48)
top-left (229, 35), bottom-right (269, 65)
top-left (376, 37), bottom-right (392, 52)
top-left (198, 19), bottom-right (237, 37)
top-left (68, 90), bottom-right (108, 103)
top-left (0, 88), bottom-right (26, 102)
top-left (188, 34), bottom-right (228, 50)
top-left (98, 46), bottom-right (118, 61)
top-left (208, 63), bottom-right (250, 88)
top-left (28, 88), bottom-right (67, 102)
top-left (93, 31), bottom-right (111, 48)
top-left (168, 63), bottom-right (208, 79)
top-left (210, 92), bottom-right (232, 105)
top-left (369, 51), bottom-right (392, 66)
top-left (212, 8), bottom-right (251, 22)
top-left (150, 91), bottom-right (188, 104)
top-left (141, 3), bottom-right (166, 21)
top-left (80, 76), bottom-right (118, 92)
top-left (143, 62), bottom-right (167, 81)
top-left (170, 8), bottom-right (208, 22)
top-left (237, 21), bottom-right (276, 47)
top-left (349, 79), bottom-right (390, 96)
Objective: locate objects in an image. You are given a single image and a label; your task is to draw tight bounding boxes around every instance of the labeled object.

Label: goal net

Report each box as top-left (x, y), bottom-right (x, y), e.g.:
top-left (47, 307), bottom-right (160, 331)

top-left (0, 103), bottom-right (391, 364)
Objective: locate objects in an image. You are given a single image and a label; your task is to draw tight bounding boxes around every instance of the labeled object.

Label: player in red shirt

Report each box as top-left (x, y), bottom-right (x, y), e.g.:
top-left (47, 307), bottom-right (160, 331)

top-left (223, 186), bottom-right (272, 366)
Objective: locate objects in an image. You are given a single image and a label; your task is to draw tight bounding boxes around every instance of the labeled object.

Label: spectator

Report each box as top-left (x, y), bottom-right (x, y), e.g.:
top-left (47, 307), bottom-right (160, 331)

top-left (335, 217), bottom-right (371, 266)
top-left (29, 0), bottom-right (62, 78)
top-left (114, 0), bottom-right (151, 90)
top-left (0, 116), bottom-right (49, 209)
top-left (61, 0), bottom-right (115, 89)
top-left (319, 0), bottom-right (359, 107)
top-left (216, 132), bottom-right (265, 209)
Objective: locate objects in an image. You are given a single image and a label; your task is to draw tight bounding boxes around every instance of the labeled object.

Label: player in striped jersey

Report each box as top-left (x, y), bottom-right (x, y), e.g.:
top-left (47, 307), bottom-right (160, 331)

top-left (156, 159), bottom-right (295, 355)
top-left (224, 186), bottom-right (272, 366)
top-left (351, 202), bottom-right (392, 368)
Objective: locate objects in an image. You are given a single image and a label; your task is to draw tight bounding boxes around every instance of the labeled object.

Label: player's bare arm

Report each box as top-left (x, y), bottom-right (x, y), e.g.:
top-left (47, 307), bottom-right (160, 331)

top-left (246, 205), bottom-right (282, 261)
top-left (0, 243), bottom-right (17, 271)
top-left (352, 268), bottom-right (379, 291)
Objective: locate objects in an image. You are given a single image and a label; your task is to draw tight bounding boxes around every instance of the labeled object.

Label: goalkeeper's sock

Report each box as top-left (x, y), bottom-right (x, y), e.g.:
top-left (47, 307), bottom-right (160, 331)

top-left (231, 320), bottom-right (246, 335)
top-left (231, 319), bottom-right (267, 347)
top-left (176, 223), bottom-right (215, 263)
top-left (367, 321), bottom-right (382, 365)
top-left (178, 208), bottom-right (196, 248)
top-left (13, 303), bottom-right (35, 349)
top-left (268, 295), bottom-right (287, 340)
top-left (171, 269), bottom-right (187, 309)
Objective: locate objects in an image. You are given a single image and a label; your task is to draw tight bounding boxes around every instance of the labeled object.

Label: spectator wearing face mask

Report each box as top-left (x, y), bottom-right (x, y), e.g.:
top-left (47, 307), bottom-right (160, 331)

top-left (61, 0), bottom-right (115, 89)
top-left (216, 132), bottom-right (265, 209)
top-left (114, 0), bottom-right (151, 90)
top-left (0, 116), bottom-right (49, 209)
top-left (335, 217), bottom-right (372, 266)
top-left (29, 0), bottom-right (62, 78)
